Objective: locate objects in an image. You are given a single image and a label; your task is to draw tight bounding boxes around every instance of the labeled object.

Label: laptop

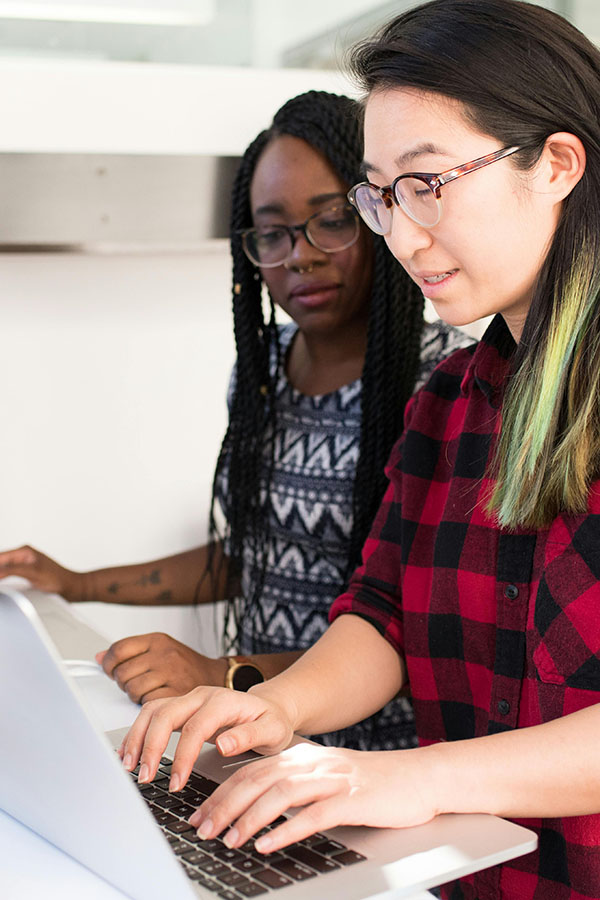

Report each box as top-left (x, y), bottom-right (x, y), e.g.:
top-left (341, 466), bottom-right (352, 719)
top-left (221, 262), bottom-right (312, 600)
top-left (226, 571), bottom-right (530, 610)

top-left (0, 586), bottom-right (537, 900)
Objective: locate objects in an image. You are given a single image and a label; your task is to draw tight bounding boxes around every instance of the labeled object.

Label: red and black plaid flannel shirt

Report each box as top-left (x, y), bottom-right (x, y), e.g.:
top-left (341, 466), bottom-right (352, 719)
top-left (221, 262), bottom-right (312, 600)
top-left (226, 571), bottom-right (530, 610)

top-left (330, 314), bottom-right (600, 899)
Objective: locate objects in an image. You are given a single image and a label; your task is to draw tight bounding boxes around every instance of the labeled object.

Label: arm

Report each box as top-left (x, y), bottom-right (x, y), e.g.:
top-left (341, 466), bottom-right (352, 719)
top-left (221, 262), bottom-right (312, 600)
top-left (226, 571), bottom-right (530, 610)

top-left (121, 613), bottom-right (404, 770)
top-left (98, 639), bottom-right (307, 704)
top-left (0, 542), bottom-right (234, 605)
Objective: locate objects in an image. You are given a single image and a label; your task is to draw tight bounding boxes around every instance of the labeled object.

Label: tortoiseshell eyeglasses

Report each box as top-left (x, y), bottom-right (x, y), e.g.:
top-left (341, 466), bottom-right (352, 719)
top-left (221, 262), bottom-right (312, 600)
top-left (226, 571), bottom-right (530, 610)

top-left (347, 145), bottom-right (522, 232)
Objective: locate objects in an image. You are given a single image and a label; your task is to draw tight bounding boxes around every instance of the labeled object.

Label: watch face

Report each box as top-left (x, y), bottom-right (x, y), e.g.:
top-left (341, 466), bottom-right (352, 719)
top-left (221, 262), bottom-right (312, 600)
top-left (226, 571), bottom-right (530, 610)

top-left (232, 664), bottom-right (264, 692)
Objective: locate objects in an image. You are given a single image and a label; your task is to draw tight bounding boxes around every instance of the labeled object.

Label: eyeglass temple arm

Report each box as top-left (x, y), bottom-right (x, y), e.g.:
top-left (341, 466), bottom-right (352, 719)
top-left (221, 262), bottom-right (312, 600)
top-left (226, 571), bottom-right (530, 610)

top-left (437, 145), bottom-right (521, 190)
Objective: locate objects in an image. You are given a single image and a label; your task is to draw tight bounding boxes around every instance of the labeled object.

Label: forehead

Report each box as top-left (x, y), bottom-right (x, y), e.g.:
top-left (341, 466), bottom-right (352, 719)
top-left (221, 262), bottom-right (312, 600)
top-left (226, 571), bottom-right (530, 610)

top-left (363, 88), bottom-right (485, 173)
top-left (250, 134), bottom-right (346, 211)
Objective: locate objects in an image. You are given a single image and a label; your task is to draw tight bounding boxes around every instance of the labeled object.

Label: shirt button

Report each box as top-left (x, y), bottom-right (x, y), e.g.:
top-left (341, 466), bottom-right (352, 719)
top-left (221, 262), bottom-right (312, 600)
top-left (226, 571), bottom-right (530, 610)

top-left (498, 699), bottom-right (511, 716)
top-left (504, 584), bottom-right (519, 600)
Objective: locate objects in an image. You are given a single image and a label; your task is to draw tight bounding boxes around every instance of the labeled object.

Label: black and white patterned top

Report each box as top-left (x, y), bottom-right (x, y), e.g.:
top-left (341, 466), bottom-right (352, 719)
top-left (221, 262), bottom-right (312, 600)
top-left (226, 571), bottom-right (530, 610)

top-left (220, 319), bottom-right (474, 751)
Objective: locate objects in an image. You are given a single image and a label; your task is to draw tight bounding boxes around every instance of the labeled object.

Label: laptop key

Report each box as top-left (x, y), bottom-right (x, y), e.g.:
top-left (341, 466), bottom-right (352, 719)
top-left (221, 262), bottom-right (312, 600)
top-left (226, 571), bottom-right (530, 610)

top-left (183, 849), bottom-right (210, 865)
top-left (138, 786), bottom-right (166, 801)
top-left (153, 794), bottom-right (184, 810)
top-left (298, 833), bottom-right (328, 848)
top-left (217, 870), bottom-right (248, 887)
top-left (217, 891), bottom-right (240, 900)
top-left (188, 774), bottom-right (219, 794)
top-left (197, 859), bottom-right (230, 877)
top-left (215, 847), bottom-right (246, 864)
top-left (236, 883), bottom-right (268, 897)
top-left (232, 857), bottom-right (265, 874)
top-left (332, 849), bottom-right (367, 865)
top-left (166, 820), bottom-right (196, 835)
top-left (253, 869), bottom-right (293, 889)
top-left (286, 845), bottom-right (340, 873)
top-left (172, 841), bottom-right (195, 856)
top-left (170, 803), bottom-right (196, 818)
top-left (197, 838), bottom-right (226, 853)
top-left (271, 859), bottom-right (316, 881)
top-left (311, 838), bottom-right (346, 855)
top-left (152, 810), bottom-right (178, 826)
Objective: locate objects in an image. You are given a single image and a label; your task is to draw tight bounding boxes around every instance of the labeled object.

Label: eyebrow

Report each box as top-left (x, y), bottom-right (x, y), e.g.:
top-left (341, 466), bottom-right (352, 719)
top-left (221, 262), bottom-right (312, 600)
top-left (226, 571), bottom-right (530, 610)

top-left (362, 142), bottom-right (447, 178)
top-left (253, 191), bottom-right (346, 218)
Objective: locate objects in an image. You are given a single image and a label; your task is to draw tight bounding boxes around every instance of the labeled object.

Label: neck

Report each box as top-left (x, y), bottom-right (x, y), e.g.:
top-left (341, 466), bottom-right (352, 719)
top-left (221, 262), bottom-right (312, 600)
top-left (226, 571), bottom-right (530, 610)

top-left (286, 321), bottom-right (368, 396)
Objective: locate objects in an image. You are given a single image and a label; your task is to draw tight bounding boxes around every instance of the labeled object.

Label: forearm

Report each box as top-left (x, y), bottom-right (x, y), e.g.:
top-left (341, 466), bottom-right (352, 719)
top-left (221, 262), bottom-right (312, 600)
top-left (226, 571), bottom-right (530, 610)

top-left (81, 543), bottom-right (235, 606)
top-left (427, 703), bottom-right (600, 819)
top-left (250, 614), bottom-right (405, 736)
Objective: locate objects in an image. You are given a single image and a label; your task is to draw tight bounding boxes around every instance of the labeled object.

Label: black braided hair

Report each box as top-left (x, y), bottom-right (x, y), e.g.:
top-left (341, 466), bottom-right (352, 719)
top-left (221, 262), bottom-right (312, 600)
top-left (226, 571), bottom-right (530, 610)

top-left (207, 90), bottom-right (424, 648)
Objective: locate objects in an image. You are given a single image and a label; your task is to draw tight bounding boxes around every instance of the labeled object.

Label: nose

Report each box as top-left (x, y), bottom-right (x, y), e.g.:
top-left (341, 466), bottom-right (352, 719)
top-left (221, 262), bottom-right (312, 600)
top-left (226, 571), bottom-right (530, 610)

top-left (384, 207), bottom-right (433, 265)
top-left (284, 227), bottom-right (326, 270)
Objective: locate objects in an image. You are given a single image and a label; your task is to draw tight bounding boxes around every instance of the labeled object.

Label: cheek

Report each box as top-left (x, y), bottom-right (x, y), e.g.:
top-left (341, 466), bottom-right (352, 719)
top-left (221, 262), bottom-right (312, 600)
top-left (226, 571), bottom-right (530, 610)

top-left (260, 269), bottom-right (287, 306)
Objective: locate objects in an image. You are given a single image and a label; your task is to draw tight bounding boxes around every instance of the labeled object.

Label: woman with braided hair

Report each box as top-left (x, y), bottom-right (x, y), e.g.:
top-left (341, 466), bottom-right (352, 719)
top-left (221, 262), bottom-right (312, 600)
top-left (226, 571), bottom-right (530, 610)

top-left (0, 90), bottom-right (470, 751)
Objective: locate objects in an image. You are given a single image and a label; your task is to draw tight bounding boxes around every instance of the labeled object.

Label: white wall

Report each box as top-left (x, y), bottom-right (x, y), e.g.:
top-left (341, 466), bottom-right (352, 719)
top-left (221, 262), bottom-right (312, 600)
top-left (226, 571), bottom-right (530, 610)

top-left (0, 242), bottom-right (234, 650)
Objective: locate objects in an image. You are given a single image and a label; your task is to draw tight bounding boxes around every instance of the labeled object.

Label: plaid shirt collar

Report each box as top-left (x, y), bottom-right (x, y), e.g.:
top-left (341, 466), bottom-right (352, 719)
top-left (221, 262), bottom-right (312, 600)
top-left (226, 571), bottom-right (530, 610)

top-left (460, 314), bottom-right (516, 408)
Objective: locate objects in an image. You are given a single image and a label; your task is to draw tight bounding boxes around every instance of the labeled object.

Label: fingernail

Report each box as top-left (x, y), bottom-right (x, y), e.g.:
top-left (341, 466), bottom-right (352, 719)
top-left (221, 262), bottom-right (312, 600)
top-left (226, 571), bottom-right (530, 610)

top-left (223, 828), bottom-right (239, 848)
top-left (138, 763), bottom-right (149, 783)
top-left (170, 773), bottom-right (180, 792)
top-left (123, 753), bottom-right (132, 770)
top-left (255, 834), bottom-right (273, 853)
top-left (218, 735), bottom-right (235, 755)
top-left (197, 818), bottom-right (213, 840)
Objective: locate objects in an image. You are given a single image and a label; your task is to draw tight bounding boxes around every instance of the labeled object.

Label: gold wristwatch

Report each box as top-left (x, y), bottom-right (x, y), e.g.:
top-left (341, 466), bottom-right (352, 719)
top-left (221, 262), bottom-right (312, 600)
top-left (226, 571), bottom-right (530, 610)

top-left (224, 656), bottom-right (265, 691)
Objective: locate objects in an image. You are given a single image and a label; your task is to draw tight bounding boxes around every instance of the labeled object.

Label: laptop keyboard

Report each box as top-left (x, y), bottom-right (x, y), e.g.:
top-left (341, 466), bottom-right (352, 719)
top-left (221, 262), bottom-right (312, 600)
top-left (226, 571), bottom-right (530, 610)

top-left (130, 756), bottom-right (366, 897)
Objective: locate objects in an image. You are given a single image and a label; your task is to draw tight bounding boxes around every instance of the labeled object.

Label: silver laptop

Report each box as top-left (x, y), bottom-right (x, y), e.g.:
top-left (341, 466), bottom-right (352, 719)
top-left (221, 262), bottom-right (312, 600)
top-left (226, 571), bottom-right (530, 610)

top-left (0, 587), bottom-right (537, 900)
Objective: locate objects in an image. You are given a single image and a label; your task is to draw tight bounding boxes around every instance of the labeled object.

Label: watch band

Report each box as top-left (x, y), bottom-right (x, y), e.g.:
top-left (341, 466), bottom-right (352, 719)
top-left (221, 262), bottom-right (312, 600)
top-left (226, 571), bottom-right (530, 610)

top-left (224, 656), bottom-right (265, 691)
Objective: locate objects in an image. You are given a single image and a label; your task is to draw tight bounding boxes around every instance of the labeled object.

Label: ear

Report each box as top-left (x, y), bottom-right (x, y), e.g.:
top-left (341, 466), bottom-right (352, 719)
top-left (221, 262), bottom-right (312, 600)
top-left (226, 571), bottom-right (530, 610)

top-left (537, 132), bottom-right (586, 201)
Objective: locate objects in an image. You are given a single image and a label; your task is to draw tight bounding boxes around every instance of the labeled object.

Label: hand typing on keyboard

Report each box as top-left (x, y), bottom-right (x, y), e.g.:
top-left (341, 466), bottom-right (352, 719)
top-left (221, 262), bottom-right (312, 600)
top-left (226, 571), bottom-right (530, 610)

top-left (119, 684), bottom-right (438, 855)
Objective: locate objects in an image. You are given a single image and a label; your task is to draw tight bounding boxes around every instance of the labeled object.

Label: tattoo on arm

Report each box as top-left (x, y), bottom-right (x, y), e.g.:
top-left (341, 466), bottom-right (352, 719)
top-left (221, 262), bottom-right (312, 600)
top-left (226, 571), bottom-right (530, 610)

top-left (135, 569), bottom-right (162, 588)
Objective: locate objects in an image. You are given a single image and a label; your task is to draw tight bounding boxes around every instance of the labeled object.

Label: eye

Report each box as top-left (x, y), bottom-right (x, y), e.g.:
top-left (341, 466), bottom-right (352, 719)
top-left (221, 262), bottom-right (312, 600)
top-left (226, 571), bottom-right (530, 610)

top-left (315, 207), bottom-right (356, 231)
top-left (256, 227), bottom-right (287, 246)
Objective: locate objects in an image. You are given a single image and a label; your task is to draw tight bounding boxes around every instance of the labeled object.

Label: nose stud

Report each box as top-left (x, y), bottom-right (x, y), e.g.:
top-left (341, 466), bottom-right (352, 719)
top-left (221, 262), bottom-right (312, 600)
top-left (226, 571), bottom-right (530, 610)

top-left (284, 262), bottom-right (315, 274)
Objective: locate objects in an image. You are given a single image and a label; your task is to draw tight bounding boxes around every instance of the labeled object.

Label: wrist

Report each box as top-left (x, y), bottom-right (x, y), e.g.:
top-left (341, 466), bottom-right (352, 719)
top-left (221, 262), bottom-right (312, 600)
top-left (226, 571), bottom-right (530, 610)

top-left (249, 679), bottom-right (300, 734)
top-left (63, 569), bottom-right (88, 603)
top-left (211, 656), bottom-right (229, 687)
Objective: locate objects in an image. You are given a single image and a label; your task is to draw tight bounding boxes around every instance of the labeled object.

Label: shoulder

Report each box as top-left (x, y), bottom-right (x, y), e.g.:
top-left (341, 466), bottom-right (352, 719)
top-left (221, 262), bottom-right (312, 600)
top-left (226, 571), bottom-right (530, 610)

top-left (414, 320), bottom-right (476, 391)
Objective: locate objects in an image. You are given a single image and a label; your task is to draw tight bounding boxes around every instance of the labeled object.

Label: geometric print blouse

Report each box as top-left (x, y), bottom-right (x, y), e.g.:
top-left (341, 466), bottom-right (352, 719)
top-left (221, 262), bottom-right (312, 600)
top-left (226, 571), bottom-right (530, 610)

top-left (221, 318), bottom-right (474, 751)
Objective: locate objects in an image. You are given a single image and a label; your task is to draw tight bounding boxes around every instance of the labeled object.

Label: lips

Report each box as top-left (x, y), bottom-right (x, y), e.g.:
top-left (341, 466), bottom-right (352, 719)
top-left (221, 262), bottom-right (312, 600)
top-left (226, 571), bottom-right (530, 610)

top-left (289, 280), bottom-right (341, 299)
top-left (288, 280), bottom-right (342, 309)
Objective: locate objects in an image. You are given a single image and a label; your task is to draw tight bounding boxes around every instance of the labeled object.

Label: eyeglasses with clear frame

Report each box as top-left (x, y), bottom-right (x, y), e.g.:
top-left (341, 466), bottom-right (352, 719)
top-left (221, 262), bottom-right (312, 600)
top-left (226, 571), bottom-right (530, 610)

top-left (239, 203), bottom-right (360, 268)
top-left (347, 145), bottom-right (522, 233)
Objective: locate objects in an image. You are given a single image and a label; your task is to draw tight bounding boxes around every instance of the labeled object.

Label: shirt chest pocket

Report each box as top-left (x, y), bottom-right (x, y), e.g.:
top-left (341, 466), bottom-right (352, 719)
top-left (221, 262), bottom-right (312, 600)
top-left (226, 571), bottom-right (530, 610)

top-left (531, 530), bottom-right (600, 689)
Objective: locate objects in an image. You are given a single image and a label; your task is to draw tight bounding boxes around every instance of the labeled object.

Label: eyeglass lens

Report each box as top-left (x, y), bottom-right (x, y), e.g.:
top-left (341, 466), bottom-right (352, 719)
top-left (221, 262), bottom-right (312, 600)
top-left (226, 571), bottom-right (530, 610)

top-left (243, 205), bottom-right (359, 267)
top-left (353, 179), bottom-right (439, 234)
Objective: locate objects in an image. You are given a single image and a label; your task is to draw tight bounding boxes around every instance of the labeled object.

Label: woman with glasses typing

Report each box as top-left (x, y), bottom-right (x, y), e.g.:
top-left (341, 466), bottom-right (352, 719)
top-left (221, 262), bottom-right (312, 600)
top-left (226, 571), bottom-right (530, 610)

top-left (120, 2), bottom-right (600, 897)
top-left (0, 90), bottom-right (469, 751)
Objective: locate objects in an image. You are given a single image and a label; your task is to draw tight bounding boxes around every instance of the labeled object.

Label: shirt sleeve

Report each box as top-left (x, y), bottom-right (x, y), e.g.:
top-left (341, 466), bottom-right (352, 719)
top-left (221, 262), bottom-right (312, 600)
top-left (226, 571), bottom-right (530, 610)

top-left (328, 394), bottom-right (420, 658)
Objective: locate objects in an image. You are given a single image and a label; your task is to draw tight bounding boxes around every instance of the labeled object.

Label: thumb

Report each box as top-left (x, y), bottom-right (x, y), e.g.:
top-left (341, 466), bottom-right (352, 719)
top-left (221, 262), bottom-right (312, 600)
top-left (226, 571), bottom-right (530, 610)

top-left (216, 717), bottom-right (289, 758)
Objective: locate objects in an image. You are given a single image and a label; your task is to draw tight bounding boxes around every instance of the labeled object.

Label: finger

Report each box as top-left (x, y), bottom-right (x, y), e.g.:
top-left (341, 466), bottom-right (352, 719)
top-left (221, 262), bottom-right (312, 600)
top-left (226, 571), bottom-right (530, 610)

top-left (100, 635), bottom-right (150, 678)
top-left (222, 773), bottom-right (342, 849)
top-left (111, 655), bottom-right (155, 691)
top-left (215, 713), bottom-right (290, 757)
top-left (95, 650), bottom-right (107, 665)
top-left (0, 546), bottom-right (37, 568)
top-left (188, 756), bottom-right (277, 835)
top-left (169, 691), bottom-right (267, 791)
top-left (255, 796), bottom-right (346, 854)
top-left (120, 701), bottom-right (164, 772)
top-left (137, 688), bottom-right (214, 787)
top-left (121, 671), bottom-right (168, 704)
top-left (140, 686), bottom-right (178, 703)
